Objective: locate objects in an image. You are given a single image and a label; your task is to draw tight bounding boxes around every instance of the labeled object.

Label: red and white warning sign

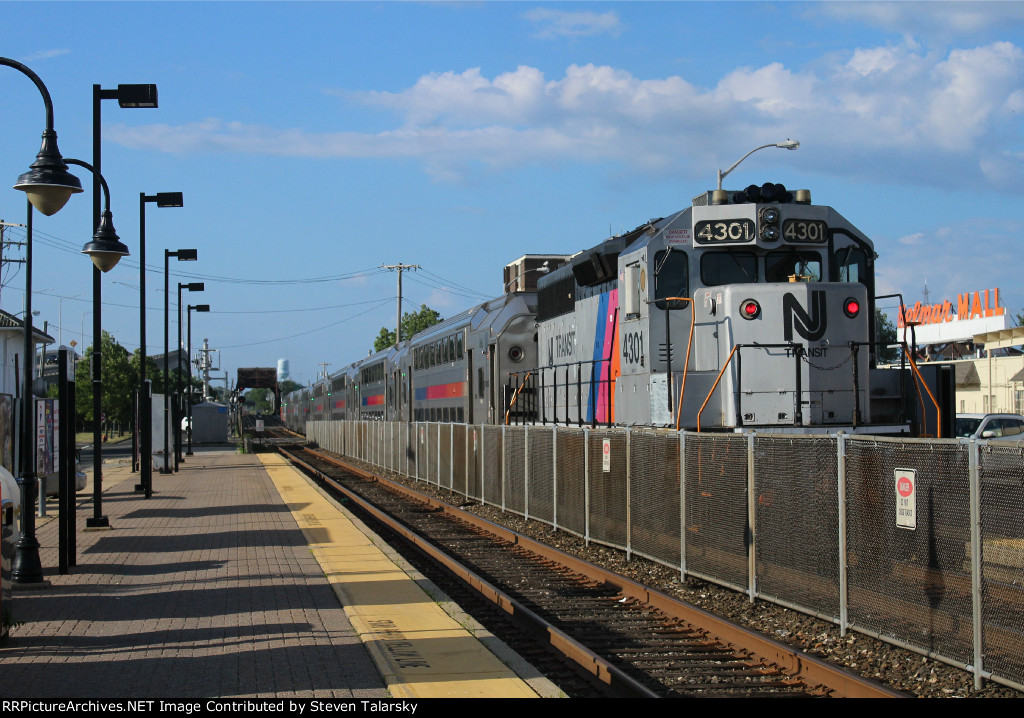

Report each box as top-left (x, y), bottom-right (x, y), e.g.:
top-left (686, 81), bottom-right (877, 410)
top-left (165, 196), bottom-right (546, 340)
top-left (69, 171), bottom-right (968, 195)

top-left (602, 439), bottom-right (611, 473)
top-left (894, 468), bottom-right (916, 530)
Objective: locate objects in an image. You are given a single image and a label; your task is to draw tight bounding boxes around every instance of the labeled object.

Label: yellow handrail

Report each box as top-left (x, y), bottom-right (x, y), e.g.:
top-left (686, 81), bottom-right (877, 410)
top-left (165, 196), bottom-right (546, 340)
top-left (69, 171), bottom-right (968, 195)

top-left (504, 371), bottom-right (533, 425)
top-left (696, 345), bottom-right (740, 433)
top-left (902, 349), bottom-right (942, 438)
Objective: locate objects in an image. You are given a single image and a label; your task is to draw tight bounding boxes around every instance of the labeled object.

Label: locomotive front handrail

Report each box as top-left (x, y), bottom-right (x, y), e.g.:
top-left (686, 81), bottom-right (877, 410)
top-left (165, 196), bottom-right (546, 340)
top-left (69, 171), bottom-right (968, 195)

top-left (504, 371), bottom-right (533, 425)
top-left (902, 347), bottom-right (942, 438)
top-left (696, 344), bottom-right (740, 433)
top-left (657, 296), bottom-right (695, 430)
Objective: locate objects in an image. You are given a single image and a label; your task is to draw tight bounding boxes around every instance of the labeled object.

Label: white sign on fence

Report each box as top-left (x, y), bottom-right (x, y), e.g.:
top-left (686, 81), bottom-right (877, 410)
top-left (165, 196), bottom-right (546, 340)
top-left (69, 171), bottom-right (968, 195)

top-left (602, 439), bottom-right (611, 473)
top-left (895, 468), bottom-right (917, 530)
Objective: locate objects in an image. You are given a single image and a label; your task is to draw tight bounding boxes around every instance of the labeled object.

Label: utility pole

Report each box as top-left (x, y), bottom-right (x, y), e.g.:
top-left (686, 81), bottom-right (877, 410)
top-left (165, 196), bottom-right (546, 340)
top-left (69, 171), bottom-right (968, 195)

top-left (196, 338), bottom-right (220, 401)
top-left (380, 263), bottom-right (419, 345)
top-left (318, 362), bottom-right (331, 380)
top-left (0, 220), bottom-right (28, 308)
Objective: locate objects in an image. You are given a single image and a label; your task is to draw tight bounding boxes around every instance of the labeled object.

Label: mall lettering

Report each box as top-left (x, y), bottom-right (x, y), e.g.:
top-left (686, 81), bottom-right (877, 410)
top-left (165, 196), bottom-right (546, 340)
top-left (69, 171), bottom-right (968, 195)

top-left (897, 288), bottom-right (1004, 328)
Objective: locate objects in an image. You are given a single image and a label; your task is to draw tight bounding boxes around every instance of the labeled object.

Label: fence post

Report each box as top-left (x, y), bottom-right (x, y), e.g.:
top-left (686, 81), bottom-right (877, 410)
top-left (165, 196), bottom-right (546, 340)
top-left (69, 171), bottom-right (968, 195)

top-left (679, 430), bottom-right (686, 581)
top-left (584, 427), bottom-right (591, 545)
top-left (969, 437), bottom-right (984, 690)
top-left (746, 431), bottom-right (756, 603)
top-left (552, 426), bottom-right (558, 531)
top-left (524, 425), bottom-right (530, 521)
top-left (837, 432), bottom-right (848, 637)
top-left (625, 428), bottom-right (632, 561)
top-left (501, 424), bottom-right (507, 512)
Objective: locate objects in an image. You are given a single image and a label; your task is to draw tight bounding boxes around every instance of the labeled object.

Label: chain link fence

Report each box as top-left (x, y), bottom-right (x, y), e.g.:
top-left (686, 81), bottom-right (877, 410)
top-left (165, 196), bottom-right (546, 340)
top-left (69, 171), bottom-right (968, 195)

top-left (305, 419), bottom-right (1024, 692)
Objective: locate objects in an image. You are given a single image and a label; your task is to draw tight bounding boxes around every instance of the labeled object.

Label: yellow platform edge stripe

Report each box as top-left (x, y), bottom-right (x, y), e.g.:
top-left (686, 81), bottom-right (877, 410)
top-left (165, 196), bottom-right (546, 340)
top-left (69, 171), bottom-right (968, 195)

top-left (257, 452), bottom-right (545, 699)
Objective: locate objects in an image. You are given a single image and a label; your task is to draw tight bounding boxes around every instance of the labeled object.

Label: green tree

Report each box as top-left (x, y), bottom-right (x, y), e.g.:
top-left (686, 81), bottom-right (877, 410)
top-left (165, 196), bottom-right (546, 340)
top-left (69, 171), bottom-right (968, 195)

top-left (875, 307), bottom-right (899, 363)
top-left (244, 387), bottom-right (274, 414)
top-left (279, 379), bottom-right (302, 395)
top-left (374, 304), bottom-right (443, 352)
top-left (75, 331), bottom-right (136, 429)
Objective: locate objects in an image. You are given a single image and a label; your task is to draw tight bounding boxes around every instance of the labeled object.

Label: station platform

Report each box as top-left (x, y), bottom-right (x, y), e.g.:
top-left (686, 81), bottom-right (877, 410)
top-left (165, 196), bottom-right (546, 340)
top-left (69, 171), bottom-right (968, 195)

top-left (1, 446), bottom-right (554, 699)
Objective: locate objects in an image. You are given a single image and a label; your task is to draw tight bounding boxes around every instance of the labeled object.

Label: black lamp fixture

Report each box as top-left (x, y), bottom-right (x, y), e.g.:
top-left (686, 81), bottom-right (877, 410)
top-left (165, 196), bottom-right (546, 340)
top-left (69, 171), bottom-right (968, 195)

top-left (2, 57), bottom-right (81, 584)
top-left (163, 248), bottom-right (198, 473)
top-left (186, 304), bottom-right (210, 456)
top-left (86, 81), bottom-right (158, 525)
top-left (67, 159), bottom-right (129, 272)
top-left (175, 281), bottom-right (204, 467)
top-left (2, 59), bottom-right (83, 217)
top-left (138, 191), bottom-right (183, 496)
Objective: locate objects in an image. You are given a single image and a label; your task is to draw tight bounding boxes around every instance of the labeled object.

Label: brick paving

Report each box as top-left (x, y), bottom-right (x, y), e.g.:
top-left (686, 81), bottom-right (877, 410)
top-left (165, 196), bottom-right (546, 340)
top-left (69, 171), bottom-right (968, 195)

top-left (0, 447), bottom-right (388, 699)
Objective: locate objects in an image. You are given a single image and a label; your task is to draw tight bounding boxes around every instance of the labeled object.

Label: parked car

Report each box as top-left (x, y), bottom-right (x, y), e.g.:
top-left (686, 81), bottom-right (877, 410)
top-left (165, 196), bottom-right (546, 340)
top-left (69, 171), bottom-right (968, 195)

top-left (955, 413), bottom-right (1024, 440)
top-left (41, 449), bottom-right (87, 498)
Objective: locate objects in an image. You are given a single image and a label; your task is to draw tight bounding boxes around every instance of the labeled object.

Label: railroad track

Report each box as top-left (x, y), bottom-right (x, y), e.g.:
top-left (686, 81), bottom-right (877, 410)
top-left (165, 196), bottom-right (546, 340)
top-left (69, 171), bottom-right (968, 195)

top-left (276, 443), bottom-right (903, 698)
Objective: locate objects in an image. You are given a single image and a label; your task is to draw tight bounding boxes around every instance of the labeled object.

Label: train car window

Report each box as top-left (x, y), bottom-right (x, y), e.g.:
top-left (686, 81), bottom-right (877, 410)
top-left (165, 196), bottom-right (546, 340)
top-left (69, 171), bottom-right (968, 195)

top-left (457, 334), bottom-right (464, 358)
top-left (448, 336), bottom-right (455, 362)
top-left (653, 250), bottom-right (690, 309)
top-left (441, 340), bottom-right (448, 364)
top-left (457, 407), bottom-right (464, 423)
top-left (765, 250), bottom-right (822, 282)
top-left (700, 252), bottom-right (758, 286)
top-left (833, 247), bottom-right (867, 284)
top-left (478, 368), bottom-right (485, 398)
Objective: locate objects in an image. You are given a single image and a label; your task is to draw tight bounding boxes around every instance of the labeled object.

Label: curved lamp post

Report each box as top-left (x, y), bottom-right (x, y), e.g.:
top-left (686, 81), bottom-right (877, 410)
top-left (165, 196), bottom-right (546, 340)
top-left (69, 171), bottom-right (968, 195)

top-left (186, 304), bottom-right (209, 455)
top-left (504, 261), bottom-right (550, 293)
top-left (2, 57), bottom-right (83, 584)
top-left (66, 159), bottom-right (128, 530)
top-left (714, 140), bottom-right (800, 200)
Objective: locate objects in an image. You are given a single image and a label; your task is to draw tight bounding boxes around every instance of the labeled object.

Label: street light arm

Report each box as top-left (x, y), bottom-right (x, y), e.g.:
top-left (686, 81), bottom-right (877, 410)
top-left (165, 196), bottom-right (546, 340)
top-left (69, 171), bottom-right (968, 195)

top-left (717, 140), bottom-right (800, 191)
top-left (0, 57), bottom-right (55, 129)
top-left (64, 159), bottom-right (111, 212)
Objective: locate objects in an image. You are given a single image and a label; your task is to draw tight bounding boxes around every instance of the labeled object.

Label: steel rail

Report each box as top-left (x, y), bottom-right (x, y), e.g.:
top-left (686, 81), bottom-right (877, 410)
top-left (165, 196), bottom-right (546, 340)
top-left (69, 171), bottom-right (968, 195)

top-left (280, 444), bottom-right (906, 698)
top-left (277, 444), bottom-right (660, 697)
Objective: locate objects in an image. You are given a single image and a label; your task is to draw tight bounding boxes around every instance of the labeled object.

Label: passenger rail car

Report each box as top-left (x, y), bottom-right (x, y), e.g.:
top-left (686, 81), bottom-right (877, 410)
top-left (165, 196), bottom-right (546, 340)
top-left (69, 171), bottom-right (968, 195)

top-left (284, 181), bottom-right (926, 435)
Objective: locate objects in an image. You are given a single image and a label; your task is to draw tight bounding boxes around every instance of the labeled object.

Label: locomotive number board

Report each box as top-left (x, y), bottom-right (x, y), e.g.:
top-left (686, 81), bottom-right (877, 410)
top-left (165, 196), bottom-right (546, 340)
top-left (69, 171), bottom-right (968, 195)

top-left (694, 219), bottom-right (756, 244)
top-left (782, 219), bottom-right (829, 243)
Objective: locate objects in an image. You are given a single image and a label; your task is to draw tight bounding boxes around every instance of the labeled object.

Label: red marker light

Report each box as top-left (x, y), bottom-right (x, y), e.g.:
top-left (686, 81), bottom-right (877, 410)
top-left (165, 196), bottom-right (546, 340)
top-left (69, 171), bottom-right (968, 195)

top-left (740, 299), bottom-right (761, 320)
top-left (844, 298), bottom-right (861, 318)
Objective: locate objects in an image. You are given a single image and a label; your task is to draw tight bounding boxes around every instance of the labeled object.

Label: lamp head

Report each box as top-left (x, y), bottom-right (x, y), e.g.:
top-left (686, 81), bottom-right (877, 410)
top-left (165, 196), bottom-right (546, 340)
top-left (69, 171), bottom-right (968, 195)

top-left (194, 305), bottom-right (210, 313)
top-left (14, 129), bottom-right (83, 215)
top-left (156, 192), bottom-right (183, 208)
top-left (776, 139), bottom-right (800, 150)
top-left (174, 248), bottom-right (198, 261)
top-left (116, 84), bottom-right (158, 108)
top-left (81, 209), bottom-right (129, 272)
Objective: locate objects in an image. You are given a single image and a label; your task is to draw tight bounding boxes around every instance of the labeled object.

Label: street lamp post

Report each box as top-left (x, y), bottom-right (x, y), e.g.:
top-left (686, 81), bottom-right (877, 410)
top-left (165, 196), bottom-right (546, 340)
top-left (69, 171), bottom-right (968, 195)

top-left (89, 82), bottom-right (158, 521)
top-left (175, 281), bottom-right (204, 468)
top-left (504, 262), bottom-right (550, 293)
top-left (138, 193), bottom-right (183, 495)
top-left (2, 57), bottom-right (83, 584)
top-left (713, 140), bottom-right (800, 203)
top-left (163, 249), bottom-right (197, 472)
top-left (186, 304), bottom-right (209, 455)
top-left (71, 159), bottom-right (130, 530)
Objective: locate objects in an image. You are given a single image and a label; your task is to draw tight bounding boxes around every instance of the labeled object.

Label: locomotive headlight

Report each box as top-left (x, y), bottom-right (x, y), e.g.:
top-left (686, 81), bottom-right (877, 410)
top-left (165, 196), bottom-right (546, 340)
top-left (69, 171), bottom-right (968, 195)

top-left (843, 298), bottom-right (861, 318)
top-left (740, 299), bottom-right (761, 320)
top-left (758, 206), bottom-right (780, 241)
top-left (508, 345), bottom-right (525, 362)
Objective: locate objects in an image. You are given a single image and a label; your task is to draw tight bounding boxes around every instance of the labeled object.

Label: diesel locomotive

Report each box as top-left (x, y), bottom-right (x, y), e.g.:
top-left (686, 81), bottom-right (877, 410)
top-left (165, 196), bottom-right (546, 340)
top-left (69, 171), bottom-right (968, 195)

top-left (284, 182), bottom-right (928, 435)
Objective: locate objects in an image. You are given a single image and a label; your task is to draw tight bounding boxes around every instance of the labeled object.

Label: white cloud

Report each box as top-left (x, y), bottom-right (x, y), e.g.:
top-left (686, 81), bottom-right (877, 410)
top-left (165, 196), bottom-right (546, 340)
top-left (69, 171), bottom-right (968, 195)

top-left (109, 41), bottom-right (1024, 191)
top-left (523, 8), bottom-right (622, 39)
top-left (814, 2), bottom-right (1024, 37)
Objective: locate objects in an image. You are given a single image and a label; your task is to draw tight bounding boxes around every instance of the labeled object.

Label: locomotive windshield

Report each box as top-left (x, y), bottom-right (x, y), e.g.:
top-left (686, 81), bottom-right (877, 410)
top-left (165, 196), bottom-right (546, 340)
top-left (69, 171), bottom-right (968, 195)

top-left (765, 249), bottom-right (822, 282)
top-left (834, 247), bottom-right (868, 284)
top-left (700, 252), bottom-right (757, 286)
top-left (653, 249), bottom-right (689, 309)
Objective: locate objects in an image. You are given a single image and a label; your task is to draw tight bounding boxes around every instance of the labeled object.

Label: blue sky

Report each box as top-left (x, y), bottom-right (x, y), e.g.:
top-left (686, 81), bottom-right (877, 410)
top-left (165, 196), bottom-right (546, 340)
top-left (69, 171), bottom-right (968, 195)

top-left (1, 1), bottom-right (1022, 388)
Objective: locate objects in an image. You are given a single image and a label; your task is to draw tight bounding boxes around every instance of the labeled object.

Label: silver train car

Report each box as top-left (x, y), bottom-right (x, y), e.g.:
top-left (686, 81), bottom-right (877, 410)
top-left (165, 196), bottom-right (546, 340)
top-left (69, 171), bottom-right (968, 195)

top-left (285, 182), bottom-right (930, 435)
